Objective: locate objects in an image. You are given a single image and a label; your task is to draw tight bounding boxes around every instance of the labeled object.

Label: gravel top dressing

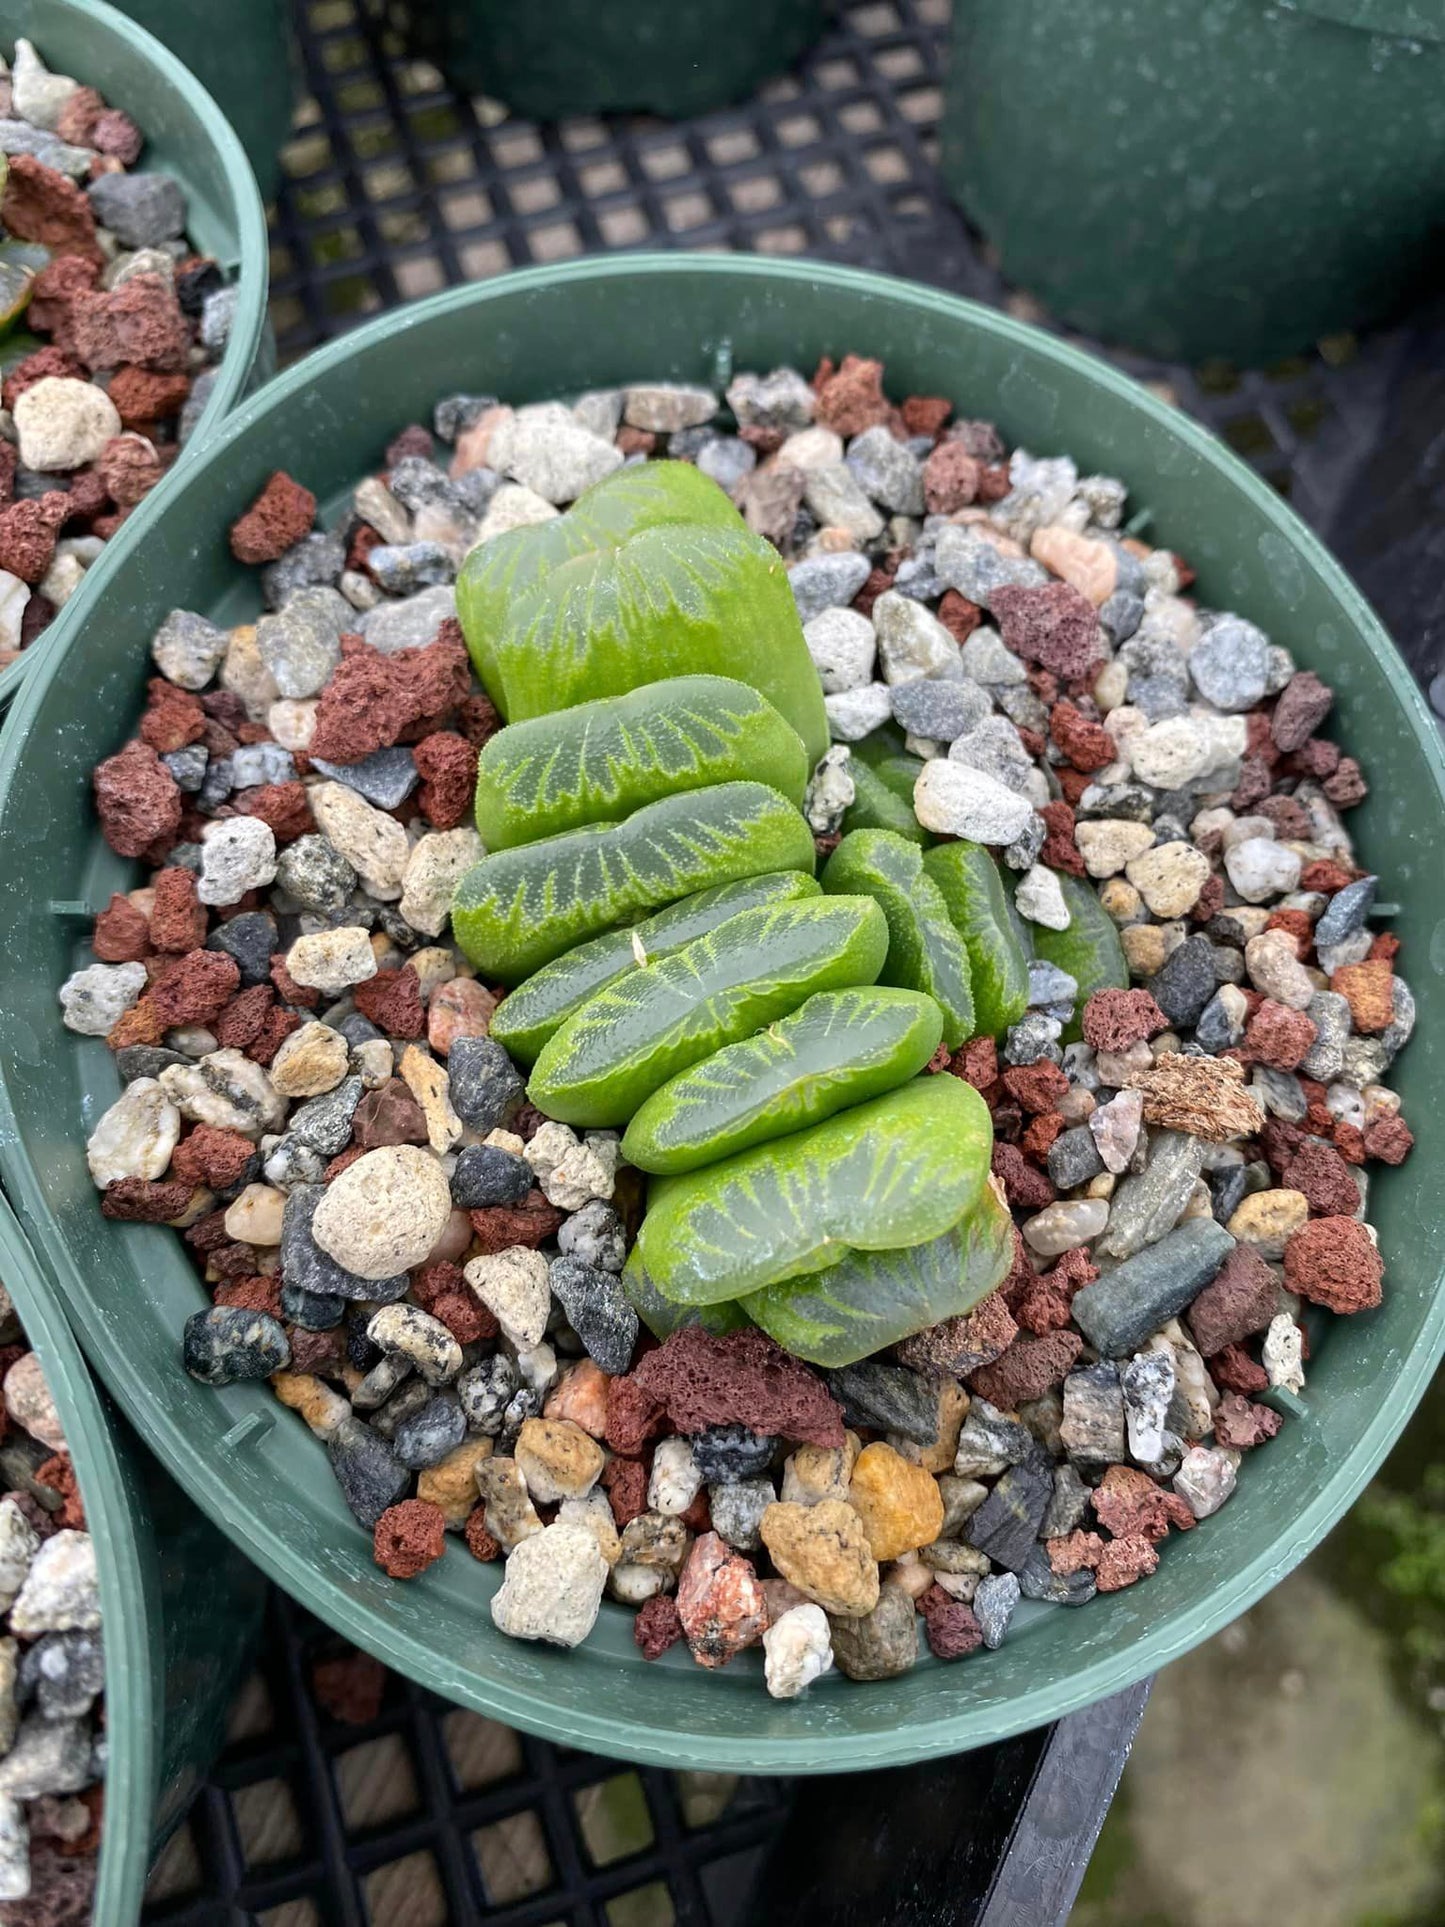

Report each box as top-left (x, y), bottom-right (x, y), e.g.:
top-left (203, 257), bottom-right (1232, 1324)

top-left (0, 34), bottom-right (238, 671)
top-left (0, 1293), bottom-right (105, 1920)
top-left (63, 349), bottom-right (1415, 1700)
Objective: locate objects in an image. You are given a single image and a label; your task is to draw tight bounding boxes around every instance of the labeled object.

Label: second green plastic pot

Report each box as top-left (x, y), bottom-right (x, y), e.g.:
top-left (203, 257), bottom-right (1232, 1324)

top-left (0, 1190), bottom-right (265, 1920)
top-left (0, 255), bottom-right (1442, 1773)
top-left (941, 0), bottom-right (1445, 365)
top-left (393, 0), bottom-right (834, 119)
top-left (113, 0), bottom-right (296, 204)
top-left (0, 0), bottom-right (272, 709)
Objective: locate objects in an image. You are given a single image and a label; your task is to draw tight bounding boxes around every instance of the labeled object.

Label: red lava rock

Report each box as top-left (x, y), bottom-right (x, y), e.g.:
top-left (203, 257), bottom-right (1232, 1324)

top-left (900, 394), bottom-right (952, 438)
top-left (1048, 1530), bottom-right (1104, 1573)
top-left (1049, 701), bottom-right (1115, 773)
top-left (93, 738), bottom-right (181, 857)
top-left (213, 1277), bottom-right (283, 1317)
top-left (851, 564), bottom-right (895, 620)
top-left (1095, 1534), bottom-right (1160, 1593)
top-left (1368, 931), bottom-right (1401, 964)
top-left (634, 1593), bottom-right (685, 1660)
top-left (968, 1328), bottom-right (1083, 1409)
top-left (0, 153), bottom-right (100, 260)
top-left (6, 1839), bottom-right (98, 1917)
top-left (311, 1647), bottom-right (388, 1724)
top-left (601, 1455), bottom-right (650, 1528)
top-left (464, 1508), bottom-right (503, 1562)
top-left (604, 1374), bottom-right (666, 1457)
top-left (269, 952), bottom-right (319, 1010)
top-left (0, 441), bottom-right (15, 512)
top-left (353, 1079), bottom-right (430, 1148)
top-left (108, 363), bottom-right (192, 431)
top-left (0, 490), bottom-right (68, 583)
top-left (1281, 1139), bottom-right (1361, 1217)
top-left (468, 1191), bottom-right (565, 1254)
top-left (54, 86), bottom-right (106, 146)
top-left (1013, 1247), bottom-right (1097, 1336)
top-left (1, 344), bottom-right (85, 412)
top-left (1186, 1241), bottom-right (1279, 1357)
top-left (1363, 1113), bottom-right (1414, 1166)
top-left (991, 1141), bottom-right (1055, 1211)
top-left (813, 353), bottom-right (890, 436)
top-left (92, 892), bottom-right (150, 963)
top-left (1210, 1342), bottom-right (1271, 1396)
top-left (248, 1004), bottom-right (302, 1066)
top-left (1001, 1060), bottom-right (1070, 1115)
top-left (632, 1327), bottom-right (845, 1449)
top-left (1080, 988), bottom-right (1167, 1054)
top-left (1271, 670), bottom-right (1333, 751)
top-left (457, 692), bottom-right (503, 748)
top-left (954, 1035), bottom-right (998, 1091)
top-left (105, 996), bottom-right (164, 1050)
top-left (61, 467), bottom-right (111, 529)
top-left (413, 730), bottom-right (478, 829)
top-left (287, 1329), bottom-right (344, 1379)
top-left (897, 1288), bottom-right (1019, 1376)
top-left (323, 1146), bottom-right (366, 1182)
top-left (27, 251), bottom-right (99, 338)
top-left (1283, 1216), bottom-right (1384, 1314)
top-left (1212, 1393), bottom-right (1284, 1451)
top-left (71, 274), bottom-right (191, 373)
top-left (185, 1209), bottom-right (231, 1256)
top-left (676, 1530), bottom-right (766, 1668)
top-left (1333, 1121), bottom-right (1367, 1165)
top-left (170, 1125), bottom-right (256, 1190)
top-left (4, 1489), bottom-right (59, 1541)
top-left (1231, 756), bottom-right (1273, 813)
top-left (1244, 999), bottom-right (1318, 1071)
top-left (230, 469), bottom-right (318, 565)
top-left (1091, 1465), bottom-right (1195, 1542)
top-left (1038, 798), bottom-right (1087, 877)
top-left (615, 425), bottom-right (656, 458)
top-left (923, 440), bottom-right (982, 513)
top-left (1020, 1110), bottom-right (1065, 1160)
top-left (352, 964), bottom-right (426, 1039)
top-left (413, 1261), bottom-right (498, 1346)
top-left (991, 581), bottom-right (1104, 681)
top-left (139, 678), bottom-right (206, 754)
top-left (680, 1488), bottom-right (713, 1537)
top-left (1332, 958), bottom-right (1394, 1033)
top-left (92, 106), bottom-right (145, 165)
top-left (99, 1175), bottom-right (193, 1222)
top-left (386, 424), bottom-right (433, 466)
top-left (97, 433), bottom-right (166, 508)
top-left (373, 1498), bottom-right (447, 1579)
top-left (309, 627), bottom-right (472, 764)
top-left (234, 779), bottom-right (314, 843)
top-left (150, 949), bottom-right (240, 1027)
top-left (213, 984), bottom-right (273, 1052)
top-left (917, 1585), bottom-right (983, 1660)
top-left (34, 1454), bottom-right (85, 1531)
top-left (1263, 909), bottom-right (1312, 954)
top-left (935, 586), bottom-right (983, 644)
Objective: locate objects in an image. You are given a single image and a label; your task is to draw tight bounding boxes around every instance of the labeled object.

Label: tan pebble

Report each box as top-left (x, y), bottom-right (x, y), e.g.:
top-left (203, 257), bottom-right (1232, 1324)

top-left (888, 1552), bottom-right (936, 1601)
top-left (1129, 1053), bottom-right (1265, 1143)
top-left (557, 1490), bottom-right (622, 1566)
top-left (474, 1454), bottom-right (543, 1551)
top-left (1125, 841), bottom-right (1212, 919)
top-left (269, 1020), bottom-right (351, 1098)
top-left (271, 1371), bottom-right (350, 1439)
top-left (1076, 820), bottom-right (1156, 878)
top-left (223, 1182), bottom-right (286, 1246)
top-left (219, 625), bottom-right (278, 721)
top-left (780, 1435), bottom-right (861, 1507)
top-left (759, 1498), bottom-right (880, 1618)
top-left (417, 1435), bottom-right (494, 1527)
top-left (399, 1044), bottom-right (463, 1154)
top-left (514, 1417), bottom-right (606, 1503)
top-left (311, 1145), bottom-right (452, 1279)
top-left (847, 1443), bottom-right (945, 1561)
top-left (1030, 525), bottom-right (1119, 605)
top-left (1121, 923), bottom-right (1169, 978)
top-left (1227, 1188), bottom-right (1309, 1259)
top-left (1098, 877), bottom-right (1146, 925)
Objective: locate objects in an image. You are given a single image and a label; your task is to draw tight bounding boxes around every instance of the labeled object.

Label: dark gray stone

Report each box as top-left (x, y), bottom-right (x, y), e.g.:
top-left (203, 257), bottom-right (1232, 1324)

top-left (275, 835), bottom-right (358, 914)
top-left (1315, 875), bottom-right (1377, 947)
top-left (1072, 1218), bottom-right (1236, 1358)
top-left (451, 1143), bottom-right (532, 1210)
top-left (456, 1354), bottom-right (518, 1435)
top-left (1149, 935), bottom-right (1218, 1028)
top-left (547, 1257), bottom-right (638, 1376)
top-left (310, 747), bottom-right (419, 810)
top-left (287, 1076), bottom-right (363, 1157)
top-left (973, 1571), bottom-right (1022, 1649)
top-left (1061, 1362), bottom-right (1127, 1463)
top-left (327, 1417), bottom-right (410, 1528)
top-left (826, 1361), bottom-right (939, 1443)
top-left (393, 1393), bottom-right (467, 1470)
top-left (1047, 1125), bottom-right (1105, 1190)
top-left (88, 170), bottom-right (185, 246)
top-left (888, 677), bottom-right (990, 743)
top-left (1017, 1546), bottom-right (1097, 1605)
top-left (1209, 1165), bottom-right (1250, 1225)
top-left (556, 1199), bottom-right (627, 1271)
top-left (206, 910), bottom-right (278, 987)
top-left (114, 1045), bottom-right (189, 1082)
top-left (1041, 1463), bottom-right (1091, 1538)
top-left (447, 1036), bottom-right (524, 1132)
top-left (261, 532), bottom-right (346, 610)
top-left (280, 1283), bottom-right (346, 1330)
top-left (161, 744), bottom-right (208, 792)
top-left (963, 1462), bottom-right (1053, 1572)
top-left (434, 392), bottom-right (496, 441)
top-left (827, 1585), bottom-right (919, 1681)
top-left (182, 1307), bottom-right (289, 1385)
top-left (689, 1425), bottom-right (778, 1485)
top-left (196, 755), bottom-right (233, 812)
top-left (787, 551), bottom-right (871, 623)
top-left (369, 542), bottom-right (456, 595)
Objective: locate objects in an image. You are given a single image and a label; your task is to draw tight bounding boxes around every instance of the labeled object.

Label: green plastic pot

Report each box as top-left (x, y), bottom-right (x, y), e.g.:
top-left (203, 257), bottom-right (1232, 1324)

top-left (0, 0), bottom-right (272, 710)
top-left (940, 0), bottom-right (1445, 365)
top-left (0, 254), bottom-right (1442, 1773)
top-left (112, 0), bottom-right (295, 204)
top-left (0, 1189), bottom-right (265, 1918)
top-left (393, 0), bottom-right (833, 119)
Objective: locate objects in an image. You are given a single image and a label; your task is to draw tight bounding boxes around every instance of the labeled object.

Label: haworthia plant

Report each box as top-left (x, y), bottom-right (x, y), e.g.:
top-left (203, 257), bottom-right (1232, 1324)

top-left (840, 755), bottom-right (930, 846)
top-left (527, 895), bottom-right (890, 1129)
top-left (625, 1075), bottom-right (994, 1307)
top-left (923, 840), bottom-right (1032, 1038)
top-left (621, 985), bottom-right (944, 1176)
top-left (822, 829), bottom-right (975, 1047)
top-left (623, 1262), bottom-right (752, 1344)
top-left (1028, 870), bottom-right (1129, 1044)
top-left (456, 461), bottom-right (829, 763)
top-left (451, 780), bottom-right (815, 982)
top-left (473, 674), bottom-right (809, 850)
top-left (490, 871), bottom-right (823, 1065)
top-left (742, 1178), bottom-right (1015, 1367)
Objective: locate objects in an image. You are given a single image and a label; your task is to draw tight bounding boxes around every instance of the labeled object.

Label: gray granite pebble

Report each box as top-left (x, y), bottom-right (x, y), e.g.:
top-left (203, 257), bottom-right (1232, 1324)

top-left (311, 747), bottom-right (419, 810)
top-left (327, 1417), bottom-right (410, 1528)
top-left (973, 1572), bottom-right (1022, 1649)
top-left (787, 552), bottom-right (871, 623)
top-left (556, 1199), bottom-right (627, 1272)
top-left (1074, 1218), bottom-right (1236, 1358)
top-left (547, 1256), bottom-right (638, 1376)
top-left (89, 170), bottom-right (185, 246)
top-left (448, 1037), bottom-right (524, 1133)
top-left (182, 1307), bottom-right (289, 1385)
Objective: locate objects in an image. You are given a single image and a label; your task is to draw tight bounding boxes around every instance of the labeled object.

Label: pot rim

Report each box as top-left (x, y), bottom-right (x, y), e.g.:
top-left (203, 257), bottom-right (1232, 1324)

top-left (2, 252), bottom-right (1443, 1771)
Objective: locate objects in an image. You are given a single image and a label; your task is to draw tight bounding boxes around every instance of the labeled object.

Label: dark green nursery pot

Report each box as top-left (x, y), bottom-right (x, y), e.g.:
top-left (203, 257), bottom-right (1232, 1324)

top-left (396, 0), bottom-right (834, 119)
top-left (0, 1190), bottom-right (265, 1922)
top-left (114, 0), bottom-right (295, 203)
top-left (0, 254), bottom-right (1442, 1773)
top-left (0, 0), bottom-right (271, 709)
top-left (941, 0), bottom-right (1445, 365)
